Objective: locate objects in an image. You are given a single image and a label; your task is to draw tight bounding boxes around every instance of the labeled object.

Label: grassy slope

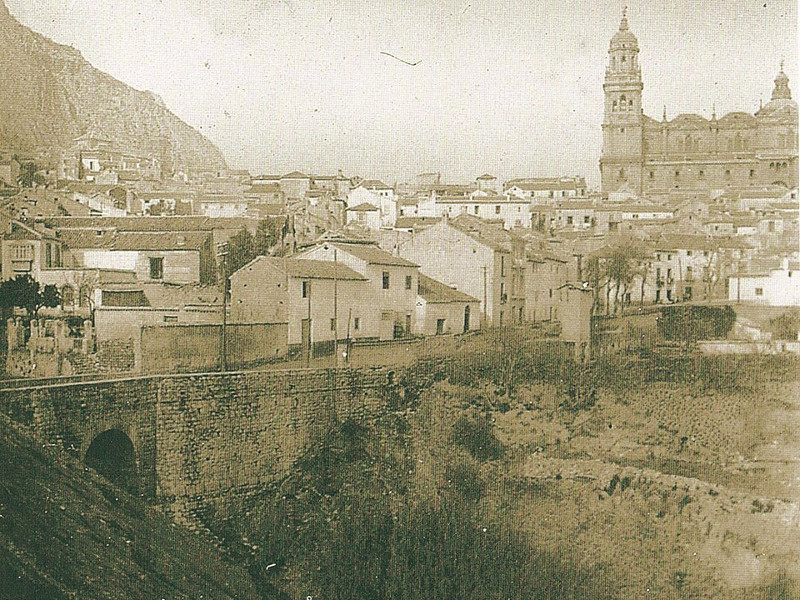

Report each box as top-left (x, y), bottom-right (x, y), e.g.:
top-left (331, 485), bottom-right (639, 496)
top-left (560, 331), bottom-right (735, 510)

top-left (0, 415), bottom-right (259, 600)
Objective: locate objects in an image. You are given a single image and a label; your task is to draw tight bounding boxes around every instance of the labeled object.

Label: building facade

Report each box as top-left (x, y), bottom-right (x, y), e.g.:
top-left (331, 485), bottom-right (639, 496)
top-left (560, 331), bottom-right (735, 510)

top-left (599, 10), bottom-right (798, 197)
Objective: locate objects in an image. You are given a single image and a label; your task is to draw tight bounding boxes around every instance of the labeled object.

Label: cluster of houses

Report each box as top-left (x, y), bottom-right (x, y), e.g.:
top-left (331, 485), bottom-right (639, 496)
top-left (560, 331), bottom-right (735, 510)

top-left (0, 142), bottom-right (797, 372)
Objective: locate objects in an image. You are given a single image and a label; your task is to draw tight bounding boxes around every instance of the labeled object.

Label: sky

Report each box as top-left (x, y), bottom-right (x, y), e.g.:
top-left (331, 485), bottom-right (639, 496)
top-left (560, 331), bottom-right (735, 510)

top-left (5, 0), bottom-right (797, 186)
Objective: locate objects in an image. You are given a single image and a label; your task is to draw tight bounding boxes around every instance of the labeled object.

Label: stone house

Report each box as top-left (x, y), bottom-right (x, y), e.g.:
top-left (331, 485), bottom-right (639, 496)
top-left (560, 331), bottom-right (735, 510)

top-left (434, 192), bottom-right (532, 229)
top-left (347, 182), bottom-right (397, 228)
top-left (1, 220), bottom-right (65, 281)
top-left (229, 256), bottom-right (373, 348)
top-left (398, 215), bottom-right (526, 326)
top-left (415, 274), bottom-right (480, 336)
top-left (728, 259), bottom-right (800, 306)
top-left (345, 202), bottom-right (381, 230)
top-left (58, 229), bottom-right (215, 285)
top-left (296, 241), bottom-right (420, 340)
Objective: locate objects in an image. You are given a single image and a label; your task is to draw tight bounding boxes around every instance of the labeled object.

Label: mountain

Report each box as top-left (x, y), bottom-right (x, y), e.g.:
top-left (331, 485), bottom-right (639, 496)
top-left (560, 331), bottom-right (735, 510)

top-left (0, 1), bottom-right (227, 174)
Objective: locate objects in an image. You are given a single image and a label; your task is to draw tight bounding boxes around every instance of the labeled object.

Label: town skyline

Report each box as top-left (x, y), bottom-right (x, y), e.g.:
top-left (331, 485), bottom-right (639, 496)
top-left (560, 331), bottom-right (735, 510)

top-left (4, 0), bottom-right (797, 185)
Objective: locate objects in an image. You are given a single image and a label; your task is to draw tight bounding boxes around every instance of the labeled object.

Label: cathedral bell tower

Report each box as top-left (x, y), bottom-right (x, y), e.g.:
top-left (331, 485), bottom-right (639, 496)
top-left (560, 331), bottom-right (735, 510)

top-left (600, 8), bottom-right (644, 194)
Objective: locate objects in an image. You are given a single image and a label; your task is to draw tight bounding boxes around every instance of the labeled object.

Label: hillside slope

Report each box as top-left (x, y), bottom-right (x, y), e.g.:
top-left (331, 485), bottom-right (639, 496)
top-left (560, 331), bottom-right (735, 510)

top-left (0, 0), bottom-right (226, 173)
top-left (0, 414), bottom-right (258, 600)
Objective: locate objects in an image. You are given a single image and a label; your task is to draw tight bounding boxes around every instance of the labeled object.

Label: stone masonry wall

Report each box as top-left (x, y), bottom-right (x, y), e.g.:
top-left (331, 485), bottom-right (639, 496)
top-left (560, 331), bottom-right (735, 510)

top-left (0, 366), bottom-right (392, 520)
top-left (155, 367), bottom-right (390, 518)
top-left (0, 377), bottom-right (160, 496)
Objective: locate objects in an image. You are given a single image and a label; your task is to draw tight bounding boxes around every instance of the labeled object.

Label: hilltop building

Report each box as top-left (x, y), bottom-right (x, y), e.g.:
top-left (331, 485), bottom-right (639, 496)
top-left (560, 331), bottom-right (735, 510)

top-left (599, 10), bottom-right (798, 197)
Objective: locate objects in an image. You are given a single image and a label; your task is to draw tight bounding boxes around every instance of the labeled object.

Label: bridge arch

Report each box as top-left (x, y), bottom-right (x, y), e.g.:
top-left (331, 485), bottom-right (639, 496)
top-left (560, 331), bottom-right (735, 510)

top-left (84, 429), bottom-right (139, 494)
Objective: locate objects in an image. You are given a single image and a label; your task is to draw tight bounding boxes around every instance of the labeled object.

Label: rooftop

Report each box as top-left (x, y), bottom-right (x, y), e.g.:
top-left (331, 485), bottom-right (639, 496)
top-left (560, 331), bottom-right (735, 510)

top-left (418, 274), bottom-right (479, 304)
top-left (346, 202), bottom-right (379, 212)
top-left (57, 230), bottom-right (211, 251)
top-left (239, 256), bottom-right (367, 281)
top-left (328, 242), bottom-right (419, 267)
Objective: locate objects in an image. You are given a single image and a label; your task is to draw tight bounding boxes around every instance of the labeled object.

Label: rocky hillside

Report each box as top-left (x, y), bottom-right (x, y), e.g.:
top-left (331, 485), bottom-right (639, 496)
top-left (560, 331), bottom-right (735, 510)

top-left (0, 413), bottom-right (258, 599)
top-left (0, 0), bottom-right (227, 173)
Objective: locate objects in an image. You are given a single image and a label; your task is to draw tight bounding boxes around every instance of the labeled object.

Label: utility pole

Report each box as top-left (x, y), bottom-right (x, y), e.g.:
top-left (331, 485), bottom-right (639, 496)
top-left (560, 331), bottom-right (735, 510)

top-left (216, 242), bottom-right (229, 372)
top-left (482, 265), bottom-right (488, 328)
top-left (333, 249), bottom-right (338, 366)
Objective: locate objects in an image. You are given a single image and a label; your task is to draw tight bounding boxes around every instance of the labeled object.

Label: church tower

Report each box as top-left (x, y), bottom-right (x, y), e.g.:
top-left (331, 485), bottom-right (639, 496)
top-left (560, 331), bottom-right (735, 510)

top-left (600, 8), bottom-right (644, 195)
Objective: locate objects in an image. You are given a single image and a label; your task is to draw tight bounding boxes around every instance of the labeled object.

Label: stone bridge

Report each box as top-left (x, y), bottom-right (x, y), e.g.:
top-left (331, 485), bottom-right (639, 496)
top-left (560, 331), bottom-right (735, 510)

top-left (0, 367), bottom-right (393, 516)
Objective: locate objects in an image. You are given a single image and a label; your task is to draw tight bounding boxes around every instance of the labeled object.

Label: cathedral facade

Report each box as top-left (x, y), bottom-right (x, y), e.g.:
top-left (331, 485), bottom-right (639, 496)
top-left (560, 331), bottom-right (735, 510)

top-left (599, 10), bottom-right (798, 197)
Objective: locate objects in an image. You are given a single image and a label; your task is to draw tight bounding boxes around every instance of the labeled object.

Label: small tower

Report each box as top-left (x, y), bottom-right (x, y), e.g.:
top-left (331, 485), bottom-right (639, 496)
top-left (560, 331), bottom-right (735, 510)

top-left (771, 60), bottom-right (792, 101)
top-left (600, 7), bottom-right (644, 195)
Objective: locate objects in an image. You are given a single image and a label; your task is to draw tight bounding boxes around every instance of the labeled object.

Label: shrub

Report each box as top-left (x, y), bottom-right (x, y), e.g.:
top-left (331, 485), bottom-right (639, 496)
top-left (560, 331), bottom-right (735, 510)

top-left (452, 416), bottom-right (504, 461)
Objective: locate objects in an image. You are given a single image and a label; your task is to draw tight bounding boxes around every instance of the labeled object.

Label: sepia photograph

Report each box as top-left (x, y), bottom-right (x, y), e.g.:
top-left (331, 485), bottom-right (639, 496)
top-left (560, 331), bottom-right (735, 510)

top-left (0, 0), bottom-right (798, 598)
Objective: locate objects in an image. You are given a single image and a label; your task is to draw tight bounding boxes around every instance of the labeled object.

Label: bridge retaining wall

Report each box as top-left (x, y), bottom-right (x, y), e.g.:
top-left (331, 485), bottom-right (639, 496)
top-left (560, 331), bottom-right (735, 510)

top-left (0, 367), bottom-right (391, 519)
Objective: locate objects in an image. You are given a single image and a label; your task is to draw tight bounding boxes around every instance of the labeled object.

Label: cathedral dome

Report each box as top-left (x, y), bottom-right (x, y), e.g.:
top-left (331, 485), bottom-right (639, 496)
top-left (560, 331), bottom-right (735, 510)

top-left (758, 62), bottom-right (797, 119)
top-left (610, 9), bottom-right (639, 51)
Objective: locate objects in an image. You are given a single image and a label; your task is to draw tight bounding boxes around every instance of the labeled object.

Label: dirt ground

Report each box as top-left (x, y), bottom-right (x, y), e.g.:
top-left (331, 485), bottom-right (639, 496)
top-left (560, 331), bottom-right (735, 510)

top-left (415, 365), bottom-right (800, 599)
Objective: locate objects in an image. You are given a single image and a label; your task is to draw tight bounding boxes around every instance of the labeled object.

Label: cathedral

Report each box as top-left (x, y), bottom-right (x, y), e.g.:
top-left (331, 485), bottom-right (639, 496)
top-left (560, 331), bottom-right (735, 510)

top-left (599, 9), bottom-right (798, 197)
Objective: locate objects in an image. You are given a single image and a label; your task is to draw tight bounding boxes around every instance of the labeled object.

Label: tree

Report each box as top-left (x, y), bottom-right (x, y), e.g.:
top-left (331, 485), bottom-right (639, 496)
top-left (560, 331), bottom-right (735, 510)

top-left (224, 220), bottom-right (281, 278)
top-left (0, 276), bottom-right (60, 319)
top-left (16, 161), bottom-right (44, 188)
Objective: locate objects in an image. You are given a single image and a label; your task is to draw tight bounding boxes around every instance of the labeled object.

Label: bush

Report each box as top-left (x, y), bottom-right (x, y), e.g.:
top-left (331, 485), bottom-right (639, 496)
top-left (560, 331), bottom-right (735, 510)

top-left (445, 460), bottom-right (483, 503)
top-left (452, 416), bottom-right (504, 461)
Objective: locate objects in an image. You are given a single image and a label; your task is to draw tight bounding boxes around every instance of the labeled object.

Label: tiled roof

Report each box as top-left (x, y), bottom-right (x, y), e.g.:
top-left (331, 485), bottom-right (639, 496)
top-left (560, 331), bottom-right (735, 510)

top-left (359, 179), bottom-right (392, 190)
top-left (58, 230), bottom-right (210, 251)
top-left (437, 195), bottom-right (527, 204)
top-left (393, 217), bottom-right (442, 230)
top-left (505, 177), bottom-right (586, 191)
top-left (418, 274), bottom-right (478, 304)
top-left (281, 171), bottom-right (310, 179)
top-left (135, 191), bottom-right (197, 199)
top-left (246, 183), bottom-right (281, 194)
top-left (239, 256), bottom-right (367, 281)
top-left (448, 214), bottom-right (514, 253)
top-left (346, 202), bottom-right (379, 212)
top-left (141, 283), bottom-right (223, 308)
top-left (44, 216), bottom-right (262, 232)
top-left (654, 233), bottom-right (713, 251)
top-left (329, 242), bottom-right (419, 267)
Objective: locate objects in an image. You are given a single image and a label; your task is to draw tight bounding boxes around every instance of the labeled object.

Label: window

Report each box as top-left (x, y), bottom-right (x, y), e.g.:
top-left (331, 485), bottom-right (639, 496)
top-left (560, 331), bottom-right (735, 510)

top-left (302, 281), bottom-right (309, 298)
top-left (474, 205), bottom-right (479, 215)
top-left (549, 289), bottom-right (553, 298)
top-left (495, 205), bottom-right (501, 214)
top-left (405, 275), bottom-right (412, 290)
top-left (584, 215), bottom-right (590, 224)
top-left (500, 255), bottom-right (506, 277)
top-left (687, 250), bottom-right (692, 256)
top-left (698, 170), bottom-right (705, 179)
top-left (500, 282), bottom-right (506, 302)
top-left (620, 127), bottom-right (626, 133)
top-left (566, 216), bottom-right (574, 225)
top-left (725, 169), bottom-right (731, 177)
top-left (381, 311), bottom-right (392, 321)
top-left (330, 318), bottom-right (336, 331)
top-left (749, 169), bottom-right (755, 178)
top-left (675, 170), bottom-right (680, 177)
top-left (12, 244), bottom-right (33, 260)
top-left (354, 317), bottom-right (360, 330)
top-left (436, 319), bottom-right (445, 335)
top-left (61, 285), bottom-right (74, 307)
top-left (164, 315), bottom-right (178, 323)
top-left (667, 254), bottom-right (672, 261)
top-left (649, 171), bottom-right (655, 179)
top-left (755, 288), bottom-right (764, 296)
top-left (149, 257), bottom-right (164, 279)
top-left (382, 271), bottom-right (390, 289)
